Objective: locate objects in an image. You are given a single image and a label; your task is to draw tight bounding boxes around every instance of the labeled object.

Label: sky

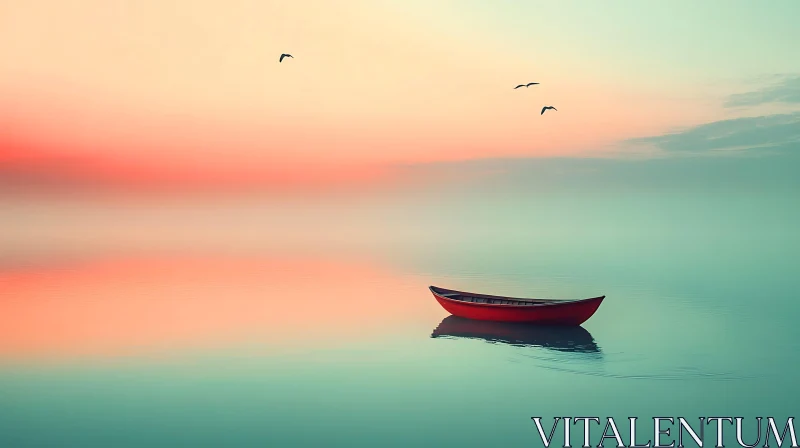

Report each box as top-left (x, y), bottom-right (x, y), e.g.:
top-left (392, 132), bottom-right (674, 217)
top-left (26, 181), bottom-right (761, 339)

top-left (1, 0), bottom-right (799, 194)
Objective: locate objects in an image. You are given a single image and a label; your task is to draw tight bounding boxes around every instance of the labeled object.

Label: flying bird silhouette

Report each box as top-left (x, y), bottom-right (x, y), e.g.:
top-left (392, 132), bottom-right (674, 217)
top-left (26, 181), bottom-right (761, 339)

top-left (541, 106), bottom-right (557, 115)
top-left (279, 53), bottom-right (293, 63)
top-left (514, 82), bottom-right (540, 89)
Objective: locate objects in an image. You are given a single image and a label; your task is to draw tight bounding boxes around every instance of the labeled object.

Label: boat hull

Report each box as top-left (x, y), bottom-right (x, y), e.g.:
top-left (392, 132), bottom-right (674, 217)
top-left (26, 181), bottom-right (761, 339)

top-left (430, 287), bottom-right (604, 326)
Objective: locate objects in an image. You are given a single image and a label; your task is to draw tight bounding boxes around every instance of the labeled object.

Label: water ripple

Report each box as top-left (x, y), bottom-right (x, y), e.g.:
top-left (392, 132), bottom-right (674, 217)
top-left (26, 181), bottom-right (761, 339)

top-left (429, 316), bottom-right (755, 382)
top-left (529, 361), bottom-right (753, 382)
top-left (507, 347), bottom-right (757, 382)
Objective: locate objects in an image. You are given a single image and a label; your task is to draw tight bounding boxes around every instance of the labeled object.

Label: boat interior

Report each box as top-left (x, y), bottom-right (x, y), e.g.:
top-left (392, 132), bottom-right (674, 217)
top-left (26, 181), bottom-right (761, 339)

top-left (432, 288), bottom-right (549, 306)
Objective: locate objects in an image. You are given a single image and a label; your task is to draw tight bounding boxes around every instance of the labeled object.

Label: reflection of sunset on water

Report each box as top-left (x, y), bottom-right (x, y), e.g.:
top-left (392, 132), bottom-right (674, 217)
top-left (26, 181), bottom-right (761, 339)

top-left (0, 256), bottom-right (439, 361)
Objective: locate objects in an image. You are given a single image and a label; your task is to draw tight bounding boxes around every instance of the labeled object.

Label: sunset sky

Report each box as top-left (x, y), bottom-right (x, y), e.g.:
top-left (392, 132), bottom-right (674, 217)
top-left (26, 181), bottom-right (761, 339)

top-left (1, 0), bottom-right (799, 192)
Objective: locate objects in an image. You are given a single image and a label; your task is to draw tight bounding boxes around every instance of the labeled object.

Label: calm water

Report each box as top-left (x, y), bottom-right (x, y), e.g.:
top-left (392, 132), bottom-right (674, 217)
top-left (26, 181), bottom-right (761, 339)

top-left (1, 182), bottom-right (799, 447)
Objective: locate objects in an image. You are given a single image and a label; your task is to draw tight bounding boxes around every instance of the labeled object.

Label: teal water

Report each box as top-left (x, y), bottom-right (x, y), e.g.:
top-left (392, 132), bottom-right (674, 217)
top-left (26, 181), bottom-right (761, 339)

top-left (1, 170), bottom-right (799, 447)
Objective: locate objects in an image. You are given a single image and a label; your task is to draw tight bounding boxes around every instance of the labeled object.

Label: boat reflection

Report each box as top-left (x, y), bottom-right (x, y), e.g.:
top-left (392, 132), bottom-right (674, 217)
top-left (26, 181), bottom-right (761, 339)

top-left (430, 316), bottom-right (602, 355)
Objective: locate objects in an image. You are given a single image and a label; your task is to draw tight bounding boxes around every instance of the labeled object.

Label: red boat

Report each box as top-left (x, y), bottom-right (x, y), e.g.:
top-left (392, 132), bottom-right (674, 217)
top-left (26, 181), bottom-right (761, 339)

top-left (429, 285), bottom-right (604, 326)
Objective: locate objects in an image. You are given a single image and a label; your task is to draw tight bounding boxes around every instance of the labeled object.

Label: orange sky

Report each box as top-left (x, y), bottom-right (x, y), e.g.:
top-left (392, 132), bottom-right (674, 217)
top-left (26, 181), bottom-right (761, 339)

top-left (0, 0), bottom-right (724, 192)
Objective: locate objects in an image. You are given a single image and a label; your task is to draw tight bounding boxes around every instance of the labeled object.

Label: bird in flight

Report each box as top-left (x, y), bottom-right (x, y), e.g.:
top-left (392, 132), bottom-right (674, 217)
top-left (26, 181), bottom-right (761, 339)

top-left (279, 53), bottom-right (293, 63)
top-left (541, 106), bottom-right (557, 115)
top-left (514, 82), bottom-right (540, 89)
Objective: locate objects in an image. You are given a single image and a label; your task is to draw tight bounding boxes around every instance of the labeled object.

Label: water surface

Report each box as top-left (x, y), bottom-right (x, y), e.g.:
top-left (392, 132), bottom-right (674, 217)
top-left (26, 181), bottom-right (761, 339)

top-left (1, 184), bottom-right (798, 447)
